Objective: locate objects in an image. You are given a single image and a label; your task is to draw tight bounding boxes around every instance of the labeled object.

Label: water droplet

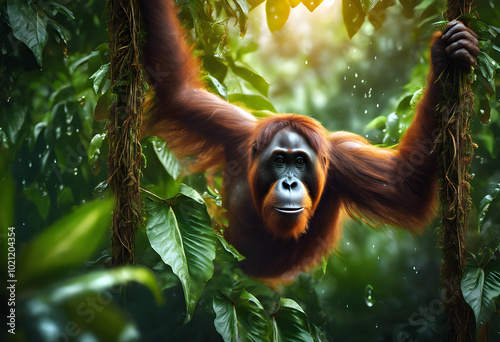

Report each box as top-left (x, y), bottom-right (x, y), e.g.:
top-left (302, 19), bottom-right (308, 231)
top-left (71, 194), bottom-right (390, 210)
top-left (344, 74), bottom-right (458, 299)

top-left (354, 73), bottom-right (358, 78)
top-left (364, 110), bottom-right (368, 114)
top-left (365, 285), bottom-right (375, 307)
top-left (305, 60), bottom-right (308, 65)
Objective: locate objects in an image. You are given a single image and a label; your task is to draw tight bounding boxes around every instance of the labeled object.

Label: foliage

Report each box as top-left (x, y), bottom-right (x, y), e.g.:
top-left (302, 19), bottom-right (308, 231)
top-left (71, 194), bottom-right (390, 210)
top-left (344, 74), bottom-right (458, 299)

top-left (462, 183), bottom-right (500, 331)
top-left (2, 0), bottom-right (500, 341)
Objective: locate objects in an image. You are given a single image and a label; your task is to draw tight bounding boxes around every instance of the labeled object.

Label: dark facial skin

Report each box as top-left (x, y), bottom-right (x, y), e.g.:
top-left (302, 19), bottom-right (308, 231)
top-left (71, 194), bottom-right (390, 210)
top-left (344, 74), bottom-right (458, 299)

top-left (257, 130), bottom-right (317, 213)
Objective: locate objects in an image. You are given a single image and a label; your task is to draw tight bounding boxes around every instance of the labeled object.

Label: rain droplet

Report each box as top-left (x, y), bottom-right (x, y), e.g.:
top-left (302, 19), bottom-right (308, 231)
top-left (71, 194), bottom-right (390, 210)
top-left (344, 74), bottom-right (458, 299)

top-left (365, 285), bottom-right (375, 307)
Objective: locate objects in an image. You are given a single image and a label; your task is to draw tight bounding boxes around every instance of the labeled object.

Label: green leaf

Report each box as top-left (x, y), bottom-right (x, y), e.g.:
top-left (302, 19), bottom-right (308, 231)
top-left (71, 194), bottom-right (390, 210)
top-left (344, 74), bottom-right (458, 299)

top-left (273, 298), bottom-right (314, 342)
top-left (23, 186), bottom-right (50, 221)
top-left (47, 266), bottom-right (163, 305)
top-left (301, 0), bottom-right (323, 12)
top-left (145, 185), bottom-right (216, 323)
top-left (90, 63), bottom-right (110, 95)
top-left (0, 101), bottom-right (26, 146)
top-left (342, 0), bottom-right (365, 39)
top-left (237, 42), bottom-right (259, 59)
top-left (364, 115), bottom-right (386, 130)
top-left (204, 75), bottom-right (228, 101)
top-left (233, 0), bottom-right (250, 35)
top-left (312, 324), bottom-right (329, 342)
top-left (476, 52), bottom-right (500, 98)
top-left (367, 0), bottom-right (395, 30)
top-left (151, 137), bottom-right (181, 180)
top-left (213, 290), bottom-right (272, 342)
top-left (478, 183), bottom-right (500, 228)
top-left (48, 2), bottom-right (75, 20)
top-left (216, 233), bottom-right (246, 262)
top-left (18, 199), bottom-right (114, 288)
top-left (410, 88), bottom-right (424, 110)
top-left (462, 259), bottom-right (500, 328)
top-left (88, 133), bottom-right (106, 166)
top-left (94, 89), bottom-right (112, 122)
top-left (385, 112), bottom-right (399, 138)
top-left (45, 16), bottom-right (71, 44)
top-left (7, 0), bottom-right (48, 66)
top-left (228, 59), bottom-right (270, 96)
top-left (266, 0), bottom-right (290, 32)
top-left (228, 93), bottom-right (277, 112)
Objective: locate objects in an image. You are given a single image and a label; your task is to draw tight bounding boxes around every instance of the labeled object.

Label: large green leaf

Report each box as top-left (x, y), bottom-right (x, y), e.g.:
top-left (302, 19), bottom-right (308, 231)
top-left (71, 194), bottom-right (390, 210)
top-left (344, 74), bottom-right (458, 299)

top-left (145, 184), bottom-right (216, 323)
top-left (151, 137), bottom-right (181, 179)
top-left (213, 290), bottom-right (272, 342)
top-left (272, 298), bottom-right (315, 342)
top-left (7, 0), bottom-right (48, 66)
top-left (18, 199), bottom-right (114, 288)
top-left (462, 259), bottom-right (500, 328)
top-left (46, 266), bottom-right (163, 305)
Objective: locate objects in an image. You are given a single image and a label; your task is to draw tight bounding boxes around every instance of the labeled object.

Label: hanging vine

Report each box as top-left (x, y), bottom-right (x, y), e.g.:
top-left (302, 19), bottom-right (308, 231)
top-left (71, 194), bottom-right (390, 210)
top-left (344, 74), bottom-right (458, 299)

top-left (107, 0), bottom-right (144, 266)
top-left (436, 0), bottom-right (476, 340)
